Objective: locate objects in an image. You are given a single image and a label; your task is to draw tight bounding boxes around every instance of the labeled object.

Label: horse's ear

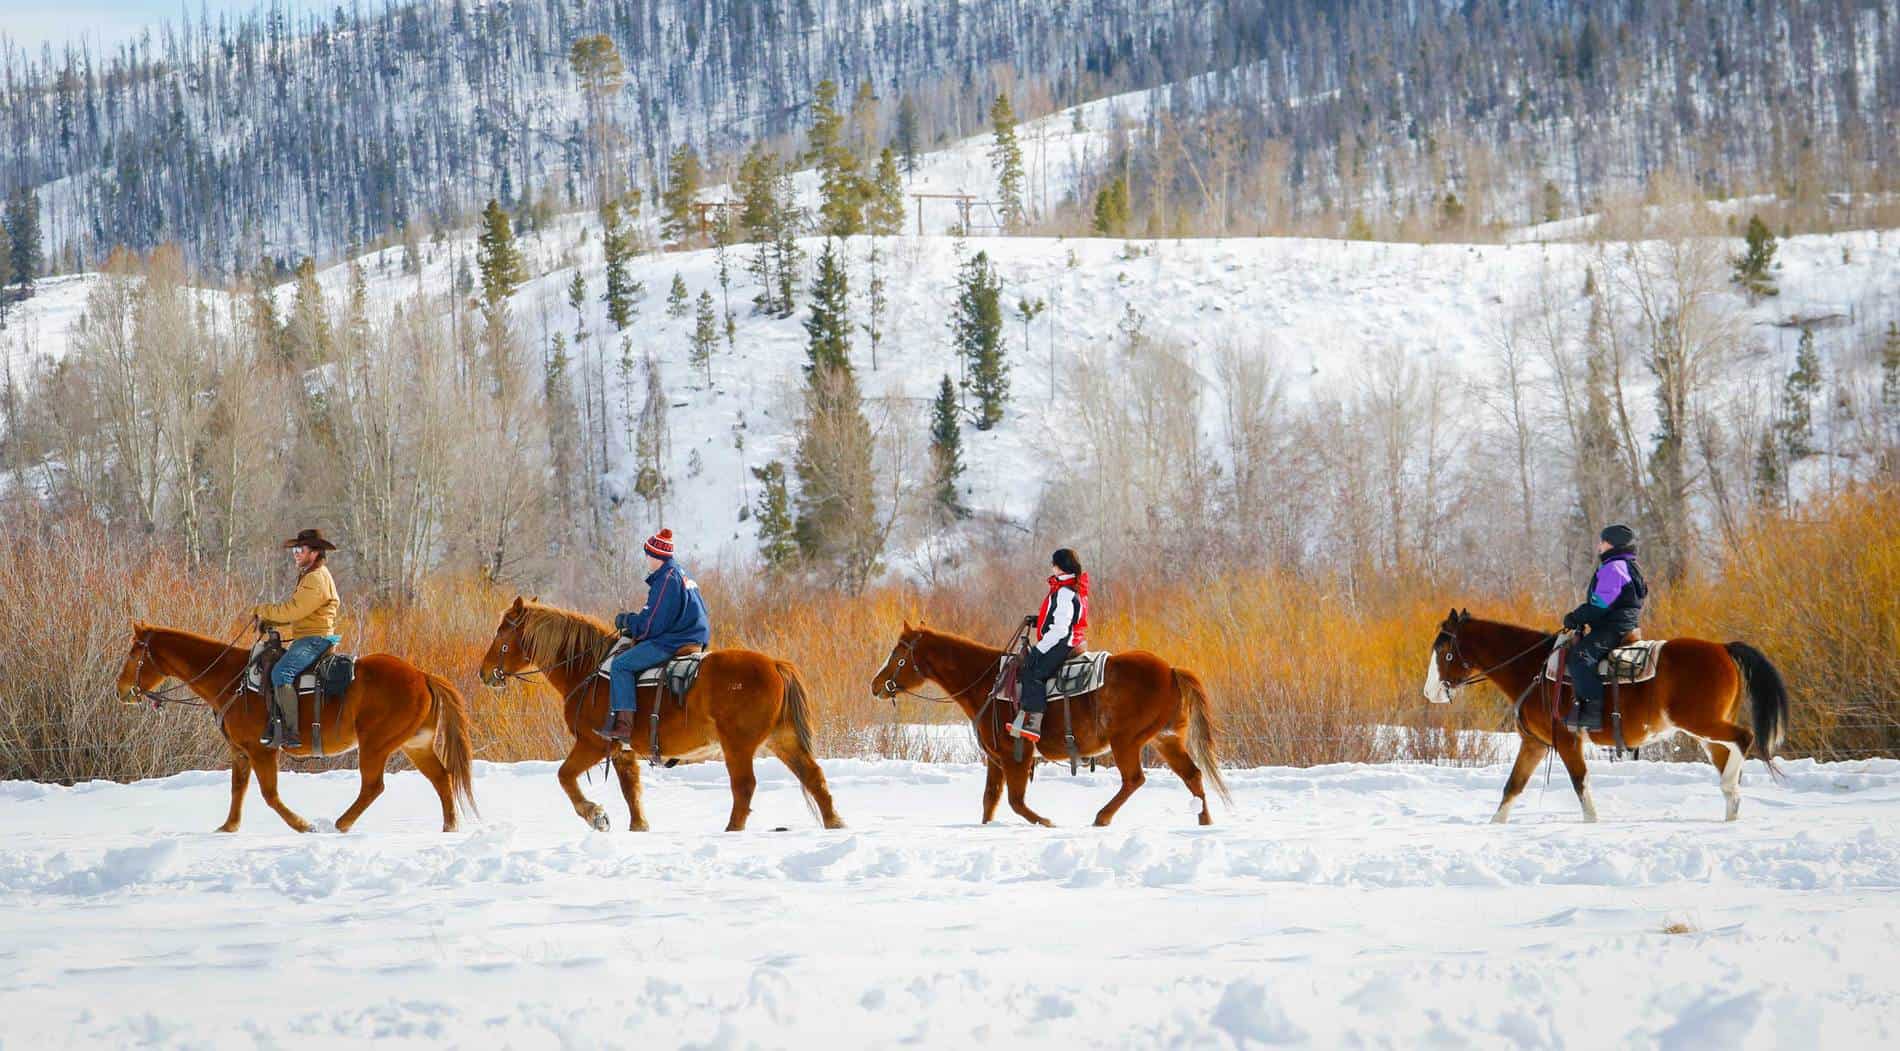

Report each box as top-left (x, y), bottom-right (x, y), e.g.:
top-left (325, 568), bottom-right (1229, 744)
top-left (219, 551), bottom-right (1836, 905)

top-left (1458, 608), bottom-right (1471, 623)
top-left (901, 618), bottom-right (911, 631)
top-left (509, 595), bottom-right (524, 611)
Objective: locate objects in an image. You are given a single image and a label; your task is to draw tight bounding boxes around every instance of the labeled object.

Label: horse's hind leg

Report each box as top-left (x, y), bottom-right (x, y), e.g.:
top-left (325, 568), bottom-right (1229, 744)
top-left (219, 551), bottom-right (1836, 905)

top-left (251, 749), bottom-right (314, 833)
top-left (1679, 720), bottom-right (1752, 822)
top-left (768, 726), bottom-right (845, 829)
top-left (610, 751), bottom-right (648, 831)
top-left (559, 740), bottom-right (613, 831)
top-left (1091, 742), bottom-right (1149, 827)
top-left (1492, 737), bottom-right (1549, 824)
top-left (403, 745), bottom-right (459, 832)
top-left (218, 747), bottom-right (253, 832)
top-left (1554, 731), bottom-right (1598, 823)
top-left (334, 746), bottom-right (393, 833)
top-left (1153, 734), bottom-right (1212, 826)
top-left (721, 749), bottom-right (757, 832)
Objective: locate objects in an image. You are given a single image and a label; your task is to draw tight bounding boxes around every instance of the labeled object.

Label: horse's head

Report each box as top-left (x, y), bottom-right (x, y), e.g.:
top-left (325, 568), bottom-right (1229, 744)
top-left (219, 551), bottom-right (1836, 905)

top-left (478, 596), bottom-right (533, 689)
top-left (116, 621), bottom-right (164, 704)
top-left (1422, 607), bottom-right (1475, 704)
top-left (870, 621), bottom-right (930, 702)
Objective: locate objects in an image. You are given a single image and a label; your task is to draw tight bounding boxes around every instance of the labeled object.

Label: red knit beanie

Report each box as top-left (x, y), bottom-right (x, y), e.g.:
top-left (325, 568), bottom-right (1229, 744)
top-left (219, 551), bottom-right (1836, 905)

top-left (644, 528), bottom-right (675, 560)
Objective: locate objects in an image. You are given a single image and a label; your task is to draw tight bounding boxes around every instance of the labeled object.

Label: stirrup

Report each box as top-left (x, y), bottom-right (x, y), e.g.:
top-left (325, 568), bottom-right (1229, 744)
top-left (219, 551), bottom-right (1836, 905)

top-left (1008, 710), bottom-right (1043, 742)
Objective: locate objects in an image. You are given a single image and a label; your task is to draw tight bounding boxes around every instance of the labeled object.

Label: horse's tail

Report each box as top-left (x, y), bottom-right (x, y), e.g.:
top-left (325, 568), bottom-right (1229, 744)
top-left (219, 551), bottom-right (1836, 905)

top-left (1726, 642), bottom-right (1788, 769)
top-left (1174, 667), bottom-right (1232, 806)
top-left (774, 659), bottom-right (822, 817)
top-left (427, 672), bottom-right (479, 819)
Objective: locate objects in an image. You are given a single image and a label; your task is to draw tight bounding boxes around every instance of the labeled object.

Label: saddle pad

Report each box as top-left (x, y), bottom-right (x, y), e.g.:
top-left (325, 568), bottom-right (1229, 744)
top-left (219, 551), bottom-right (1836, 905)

top-left (1599, 640), bottom-right (1665, 684)
top-left (1045, 651), bottom-right (1109, 700)
top-left (594, 637), bottom-right (634, 679)
top-left (245, 647), bottom-right (355, 696)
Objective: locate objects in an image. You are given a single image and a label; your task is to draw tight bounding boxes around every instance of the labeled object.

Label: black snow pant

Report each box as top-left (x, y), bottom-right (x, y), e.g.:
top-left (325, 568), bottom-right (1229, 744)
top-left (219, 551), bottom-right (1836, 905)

top-left (1018, 643), bottom-right (1074, 714)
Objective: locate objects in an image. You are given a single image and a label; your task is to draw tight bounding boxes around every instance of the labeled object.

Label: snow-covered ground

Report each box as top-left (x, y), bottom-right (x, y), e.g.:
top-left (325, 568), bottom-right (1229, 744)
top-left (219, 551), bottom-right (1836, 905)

top-left (2, 756), bottom-right (1895, 1047)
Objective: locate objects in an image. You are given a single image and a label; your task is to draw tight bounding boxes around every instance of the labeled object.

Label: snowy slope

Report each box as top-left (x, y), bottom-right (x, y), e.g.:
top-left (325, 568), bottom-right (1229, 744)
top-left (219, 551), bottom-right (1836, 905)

top-left (0, 756), bottom-right (1895, 1047)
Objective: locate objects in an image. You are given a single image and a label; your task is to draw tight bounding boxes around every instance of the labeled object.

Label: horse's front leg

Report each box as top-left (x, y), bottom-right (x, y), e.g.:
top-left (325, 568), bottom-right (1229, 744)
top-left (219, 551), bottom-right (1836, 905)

top-left (610, 750), bottom-right (648, 831)
top-left (1553, 728), bottom-right (1597, 822)
top-left (250, 746), bottom-right (314, 833)
top-left (218, 746), bottom-right (253, 832)
top-left (559, 739), bottom-right (613, 831)
top-left (1492, 735), bottom-right (1549, 825)
top-left (980, 760), bottom-right (1004, 824)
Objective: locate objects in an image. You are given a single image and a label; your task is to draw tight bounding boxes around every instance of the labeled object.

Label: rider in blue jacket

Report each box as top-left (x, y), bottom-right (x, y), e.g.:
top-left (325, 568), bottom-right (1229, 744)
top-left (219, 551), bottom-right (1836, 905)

top-left (598, 528), bottom-right (711, 742)
top-left (1561, 523), bottom-right (1647, 732)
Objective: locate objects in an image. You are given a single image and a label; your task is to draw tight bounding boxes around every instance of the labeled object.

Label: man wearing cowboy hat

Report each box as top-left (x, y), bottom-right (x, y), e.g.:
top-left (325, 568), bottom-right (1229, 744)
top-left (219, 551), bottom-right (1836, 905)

top-left (252, 528), bottom-right (342, 749)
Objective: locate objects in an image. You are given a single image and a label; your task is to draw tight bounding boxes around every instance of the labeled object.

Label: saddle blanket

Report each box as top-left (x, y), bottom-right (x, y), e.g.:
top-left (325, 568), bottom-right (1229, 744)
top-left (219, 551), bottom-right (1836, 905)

top-left (1045, 651), bottom-right (1110, 700)
top-left (1544, 639), bottom-right (1666, 686)
top-left (594, 638), bottom-right (708, 696)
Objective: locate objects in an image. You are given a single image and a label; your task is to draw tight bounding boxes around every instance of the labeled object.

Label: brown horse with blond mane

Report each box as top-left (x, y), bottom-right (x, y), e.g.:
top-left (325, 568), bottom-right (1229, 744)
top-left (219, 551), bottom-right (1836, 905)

top-left (116, 622), bottom-right (477, 832)
top-left (1423, 609), bottom-right (1789, 823)
top-left (871, 623), bottom-right (1231, 827)
top-left (477, 596), bottom-right (844, 832)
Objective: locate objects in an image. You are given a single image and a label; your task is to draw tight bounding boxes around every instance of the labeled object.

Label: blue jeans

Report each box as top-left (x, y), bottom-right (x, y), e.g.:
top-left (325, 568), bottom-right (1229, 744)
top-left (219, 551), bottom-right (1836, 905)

top-left (609, 640), bottom-right (682, 712)
top-left (272, 636), bottom-right (336, 688)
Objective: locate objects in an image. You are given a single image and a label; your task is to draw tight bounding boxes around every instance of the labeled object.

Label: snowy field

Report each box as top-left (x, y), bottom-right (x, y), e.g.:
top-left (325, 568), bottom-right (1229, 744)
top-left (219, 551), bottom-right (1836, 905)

top-left (1, 755), bottom-right (1895, 1048)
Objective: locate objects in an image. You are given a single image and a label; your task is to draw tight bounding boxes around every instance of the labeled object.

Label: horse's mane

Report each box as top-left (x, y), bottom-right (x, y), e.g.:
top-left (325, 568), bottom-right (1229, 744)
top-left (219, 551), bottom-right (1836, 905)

top-left (519, 602), bottom-right (618, 666)
top-left (912, 624), bottom-right (1003, 658)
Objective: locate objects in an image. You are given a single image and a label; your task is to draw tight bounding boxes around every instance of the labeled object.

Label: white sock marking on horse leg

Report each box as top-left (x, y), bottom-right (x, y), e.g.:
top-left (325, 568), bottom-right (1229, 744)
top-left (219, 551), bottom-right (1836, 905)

top-left (1719, 743), bottom-right (1743, 821)
top-left (1491, 797), bottom-right (1515, 824)
top-left (1577, 776), bottom-right (1599, 823)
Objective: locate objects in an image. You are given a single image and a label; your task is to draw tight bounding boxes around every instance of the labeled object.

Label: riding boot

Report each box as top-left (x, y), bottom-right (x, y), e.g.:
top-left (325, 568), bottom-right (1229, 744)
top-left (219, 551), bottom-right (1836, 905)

top-left (1568, 692), bottom-right (1604, 733)
top-left (270, 683), bottom-right (302, 749)
top-left (597, 709), bottom-right (635, 743)
top-left (1008, 710), bottom-right (1044, 743)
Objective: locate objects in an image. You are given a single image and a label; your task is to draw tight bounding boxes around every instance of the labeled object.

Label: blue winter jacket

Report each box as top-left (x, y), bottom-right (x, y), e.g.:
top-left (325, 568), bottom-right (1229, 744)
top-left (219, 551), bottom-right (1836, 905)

top-left (614, 559), bottom-right (711, 648)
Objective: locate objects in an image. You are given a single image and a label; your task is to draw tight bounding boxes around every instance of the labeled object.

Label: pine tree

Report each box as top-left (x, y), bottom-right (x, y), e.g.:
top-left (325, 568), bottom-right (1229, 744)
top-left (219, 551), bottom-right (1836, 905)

top-left (0, 223), bottom-right (12, 306)
top-left (1732, 214), bottom-right (1779, 300)
top-left (633, 352), bottom-right (670, 520)
top-left (809, 79), bottom-right (865, 237)
top-left (1541, 180), bottom-right (1563, 224)
top-left (713, 211), bottom-right (736, 351)
top-left (544, 331), bottom-right (578, 522)
top-left (953, 250), bottom-right (1007, 429)
top-left (751, 461), bottom-right (798, 570)
top-left (288, 257), bottom-right (332, 363)
top-left (661, 144), bottom-right (702, 244)
top-left (804, 240), bottom-right (852, 375)
top-left (690, 289), bottom-right (718, 387)
top-left (5, 189), bottom-right (40, 287)
top-left (1752, 429), bottom-right (1784, 509)
top-left (850, 80), bottom-right (878, 154)
top-left (929, 374), bottom-right (967, 521)
top-left (770, 165), bottom-right (801, 319)
top-left (1882, 322), bottom-right (1900, 418)
top-left (601, 199), bottom-right (642, 331)
top-left (866, 148), bottom-right (905, 235)
top-left (667, 273), bottom-right (690, 318)
top-left (988, 93), bottom-right (1025, 230)
top-left (1778, 327), bottom-right (1822, 459)
top-left (1092, 176), bottom-right (1130, 235)
top-left (862, 239), bottom-right (887, 370)
top-left (894, 94), bottom-right (921, 175)
top-left (476, 198), bottom-right (526, 309)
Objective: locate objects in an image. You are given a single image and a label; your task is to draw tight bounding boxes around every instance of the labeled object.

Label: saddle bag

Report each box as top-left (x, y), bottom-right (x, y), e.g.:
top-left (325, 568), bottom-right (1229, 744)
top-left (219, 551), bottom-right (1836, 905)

top-left (317, 651), bottom-right (357, 695)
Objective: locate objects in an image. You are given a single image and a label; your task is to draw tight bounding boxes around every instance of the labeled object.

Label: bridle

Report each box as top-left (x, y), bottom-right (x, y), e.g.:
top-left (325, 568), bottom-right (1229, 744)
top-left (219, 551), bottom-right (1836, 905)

top-left (484, 609), bottom-right (590, 688)
top-left (877, 634), bottom-right (998, 704)
top-left (128, 624), bottom-right (252, 720)
top-left (1436, 620), bottom-right (1558, 693)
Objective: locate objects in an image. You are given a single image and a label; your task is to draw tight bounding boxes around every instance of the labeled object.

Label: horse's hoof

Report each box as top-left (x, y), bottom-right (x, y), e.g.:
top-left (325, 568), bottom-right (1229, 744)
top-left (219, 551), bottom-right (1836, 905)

top-left (823, 817), bottom-right (847, 830)
top-left (588, 811), bottom-right (611, 832)
top-left (215, 823), bottom-right (239, 833)
top-left (1197, 811), bottom-right (1213, 827)
top-left (628, 821), bottom-right (649, 832)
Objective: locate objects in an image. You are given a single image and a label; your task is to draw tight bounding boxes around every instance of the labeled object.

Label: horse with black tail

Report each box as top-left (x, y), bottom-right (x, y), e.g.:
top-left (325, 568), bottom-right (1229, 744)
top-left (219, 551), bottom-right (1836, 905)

top-left (1423, 609), bottom-right (1789, 823)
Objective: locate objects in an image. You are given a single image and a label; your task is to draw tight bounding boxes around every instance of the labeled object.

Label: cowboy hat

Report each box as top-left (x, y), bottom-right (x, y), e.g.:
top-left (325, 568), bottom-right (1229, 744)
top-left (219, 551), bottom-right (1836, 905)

top-left (282, 528), bottom-right (337, 551)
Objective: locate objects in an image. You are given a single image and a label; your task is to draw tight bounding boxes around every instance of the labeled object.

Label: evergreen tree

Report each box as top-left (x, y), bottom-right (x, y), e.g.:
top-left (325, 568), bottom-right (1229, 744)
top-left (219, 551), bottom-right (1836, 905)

top-left (770, 166), bottom-right (801, 319)
top-left (661, 144), bottom-right (702, 244)
top-left (751, 461), bottom-right (798, 570)
top-left (476, 198), bottom-right (526, 308)
top-left (1541, 180), bottom-right (1563, 224)
top-left (1092, 176), bottom-right (1130, 235)
top-left (988, 93), bottom-right (1025, 230)
top-left (0, 223), bottom-right (11, 306)
top-left (1733, 214), bottom-right (1779, 300)
top-left (809, 79), bottom-right (865, 237)
top-left (866, 148), bottom-right (905, 235)
top-left (794, 239), bottom-right (879, 589)
top-left (600, 199), bottom-right (642, 331)
top-left (544, 331), bottom-right (578, 522)
top-left (5, 189), bottom-right (40, 287)
top-left (894, 94), bottom-right (921, 175)
top-left (1778, 327), bottom-right (1821, 459)
top-left (803, 240), bottom-right (852, 375)
top-left (288, 257), bottom-right (332, 363)
top-left (666, 273), bottom-right (690, 318)
top-left (929, 374), bottom-right (967, 521)
top-left (1752, 428), bottom-right (1784, 509)
top-left (1883, 322), bottom-right (1900, 419)
top-left (953, 251), bottom-right (1007, 429)
top-left (862, 239), bottom-right (887, 370)
top-left (690, 289), bottom-right (718, 387)
top-left (713, 211), bottom-right (737, 351)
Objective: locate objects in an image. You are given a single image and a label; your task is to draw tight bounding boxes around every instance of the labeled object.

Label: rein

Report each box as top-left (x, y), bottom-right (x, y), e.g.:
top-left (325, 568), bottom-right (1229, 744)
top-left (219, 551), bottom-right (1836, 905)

top-left (132, 623), bottom-right (254, 721)
top-left (1442, 629), bottom-right (1558, 692)
top-left (878, 635), bottom-right (1000, 705)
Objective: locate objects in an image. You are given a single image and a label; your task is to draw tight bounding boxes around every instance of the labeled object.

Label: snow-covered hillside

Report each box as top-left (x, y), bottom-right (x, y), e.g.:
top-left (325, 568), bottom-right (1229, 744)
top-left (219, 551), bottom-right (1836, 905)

top-left (0, 755), bottom-right (1894, 1046)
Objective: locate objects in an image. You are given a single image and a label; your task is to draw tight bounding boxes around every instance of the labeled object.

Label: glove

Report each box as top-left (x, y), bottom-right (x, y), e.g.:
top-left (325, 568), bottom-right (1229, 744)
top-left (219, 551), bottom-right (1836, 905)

top-left (613, 612), bottom-right (631, 634)
top-left (1561, 611), bottom-right (1579, 631)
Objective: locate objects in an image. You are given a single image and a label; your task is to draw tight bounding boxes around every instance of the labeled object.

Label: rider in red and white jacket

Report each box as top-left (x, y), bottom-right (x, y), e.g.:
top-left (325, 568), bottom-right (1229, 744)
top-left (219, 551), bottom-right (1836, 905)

top-left (1009, 548), bottom-right (1090, 744)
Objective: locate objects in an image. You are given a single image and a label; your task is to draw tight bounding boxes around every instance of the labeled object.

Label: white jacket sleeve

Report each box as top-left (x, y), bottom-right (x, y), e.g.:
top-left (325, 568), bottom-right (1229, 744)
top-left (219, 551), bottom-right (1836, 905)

top-left (1035, 592), bottom-right (1075, 653)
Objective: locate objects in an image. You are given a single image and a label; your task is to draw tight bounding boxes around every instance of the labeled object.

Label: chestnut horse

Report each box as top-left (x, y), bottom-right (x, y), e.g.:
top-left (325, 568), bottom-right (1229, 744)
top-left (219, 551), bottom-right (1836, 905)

top-left (115, 622), bottom-right (477, 832)
top-left (476, 597), bottom-right (844, 832)
top-left (1423, 609), bottom-right (1788, 823)
top-left (870, 623), bottom-right (1230, 827)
